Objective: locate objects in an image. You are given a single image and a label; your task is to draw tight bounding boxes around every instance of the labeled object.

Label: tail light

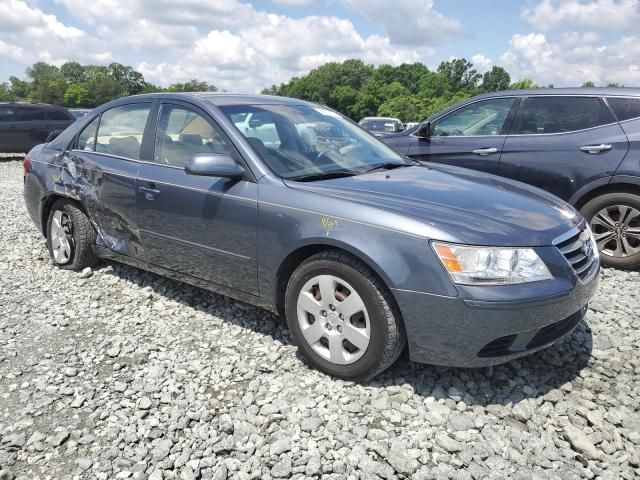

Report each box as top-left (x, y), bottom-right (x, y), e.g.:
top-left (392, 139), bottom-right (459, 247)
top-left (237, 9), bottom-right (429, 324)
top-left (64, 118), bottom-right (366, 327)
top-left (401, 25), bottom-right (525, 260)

top-left (23, 155), bottom-right (31, 177)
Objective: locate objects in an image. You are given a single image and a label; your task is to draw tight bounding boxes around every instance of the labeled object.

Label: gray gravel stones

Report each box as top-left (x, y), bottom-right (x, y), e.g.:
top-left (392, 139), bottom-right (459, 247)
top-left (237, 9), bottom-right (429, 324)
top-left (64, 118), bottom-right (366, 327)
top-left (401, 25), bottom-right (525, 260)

top-left (1, 159), bottom-right (640, 479)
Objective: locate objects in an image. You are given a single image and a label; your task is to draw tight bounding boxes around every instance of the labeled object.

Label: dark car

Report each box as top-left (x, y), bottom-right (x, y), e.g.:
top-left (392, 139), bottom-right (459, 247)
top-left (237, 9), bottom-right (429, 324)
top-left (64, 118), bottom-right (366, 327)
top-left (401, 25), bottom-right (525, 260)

top-left (359, 116), bottom-right (405, 136)
top-left (382, 88), bottom-right (640, 269)
top-left (69, 108), bottom-right (93, 119)
top-left (23, 93), bottom-right (599, 380)
top-left (0, 103), bottom-right (75, 153)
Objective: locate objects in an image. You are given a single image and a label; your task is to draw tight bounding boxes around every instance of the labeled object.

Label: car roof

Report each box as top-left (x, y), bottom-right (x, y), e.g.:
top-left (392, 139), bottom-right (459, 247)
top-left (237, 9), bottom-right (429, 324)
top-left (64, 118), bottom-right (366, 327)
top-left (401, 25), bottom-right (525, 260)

top-left (120, 92), bottom-right (317, 107)
top-left (0, 102), bottom-right (64, 109)
top-left (472, 87), bottom-right (640, 100)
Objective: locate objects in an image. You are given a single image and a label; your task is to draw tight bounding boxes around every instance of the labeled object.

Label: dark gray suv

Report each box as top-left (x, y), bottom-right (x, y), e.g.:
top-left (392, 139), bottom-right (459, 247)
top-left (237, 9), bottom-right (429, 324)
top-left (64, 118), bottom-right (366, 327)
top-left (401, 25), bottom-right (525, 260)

top-left (383, 88), bottom-right (640, 269)
top-left (0, 102), bottom-right (75, 154)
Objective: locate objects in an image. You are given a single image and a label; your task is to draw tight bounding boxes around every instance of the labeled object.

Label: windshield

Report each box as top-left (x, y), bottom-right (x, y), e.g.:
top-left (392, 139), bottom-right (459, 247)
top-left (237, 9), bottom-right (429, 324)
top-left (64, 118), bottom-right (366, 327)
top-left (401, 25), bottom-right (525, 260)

top-left (218, 104), bottom-right (407, 180)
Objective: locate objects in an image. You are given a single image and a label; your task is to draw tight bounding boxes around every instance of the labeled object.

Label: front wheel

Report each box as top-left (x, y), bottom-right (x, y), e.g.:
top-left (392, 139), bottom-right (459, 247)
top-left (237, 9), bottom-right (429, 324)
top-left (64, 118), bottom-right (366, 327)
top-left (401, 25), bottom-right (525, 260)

top-left (285, 250), bottom-right (406, 380)
top-left (580, 192), bottom-right (640, 269)
top-left (46, 199), bottom-right (99, 271)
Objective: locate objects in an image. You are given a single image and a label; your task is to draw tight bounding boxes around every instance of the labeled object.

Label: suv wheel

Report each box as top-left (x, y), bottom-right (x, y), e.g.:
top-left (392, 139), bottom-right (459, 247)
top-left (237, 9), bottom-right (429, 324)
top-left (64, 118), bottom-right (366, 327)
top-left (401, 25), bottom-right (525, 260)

top-left (285, 250), bottom-right (406, 380)
top-left (580, 192), bottom-right (640, 269)
top-left (46, 199), bottom-right (99, 271)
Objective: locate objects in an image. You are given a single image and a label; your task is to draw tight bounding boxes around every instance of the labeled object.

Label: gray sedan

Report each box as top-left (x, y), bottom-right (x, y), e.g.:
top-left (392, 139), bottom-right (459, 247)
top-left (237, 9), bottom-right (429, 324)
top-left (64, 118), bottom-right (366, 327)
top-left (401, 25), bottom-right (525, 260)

top-left (23, 93), bottom-right (599, 379)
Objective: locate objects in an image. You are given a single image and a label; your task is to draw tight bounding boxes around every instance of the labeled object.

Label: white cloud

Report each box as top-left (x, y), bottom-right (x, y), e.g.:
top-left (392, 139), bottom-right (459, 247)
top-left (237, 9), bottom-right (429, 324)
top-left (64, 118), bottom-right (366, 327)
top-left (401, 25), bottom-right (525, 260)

top-left (522, 0), bottom-right (640, 32)
top-left (472, 54), bottom-right (492, 73)
top-left (343, 0), bottom-right (462, 46)
top-left (272, 0), bottom-right (315, 5)
top-left (0, 39), bottom-right (29, 63)
top-left (499, 31), bottom-right (640, 86)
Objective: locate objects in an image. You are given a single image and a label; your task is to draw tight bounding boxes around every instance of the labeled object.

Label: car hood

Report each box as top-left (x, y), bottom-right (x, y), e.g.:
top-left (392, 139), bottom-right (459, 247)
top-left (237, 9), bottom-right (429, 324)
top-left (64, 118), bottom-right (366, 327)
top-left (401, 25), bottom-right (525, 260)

top-left (284, 164), bottom-right (582, 246)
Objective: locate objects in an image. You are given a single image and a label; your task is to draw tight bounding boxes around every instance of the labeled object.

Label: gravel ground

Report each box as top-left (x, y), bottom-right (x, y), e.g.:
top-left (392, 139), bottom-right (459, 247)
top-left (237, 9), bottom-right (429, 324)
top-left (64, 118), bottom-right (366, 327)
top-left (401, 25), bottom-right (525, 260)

top-left (1, 158), bottom-right (639, 480)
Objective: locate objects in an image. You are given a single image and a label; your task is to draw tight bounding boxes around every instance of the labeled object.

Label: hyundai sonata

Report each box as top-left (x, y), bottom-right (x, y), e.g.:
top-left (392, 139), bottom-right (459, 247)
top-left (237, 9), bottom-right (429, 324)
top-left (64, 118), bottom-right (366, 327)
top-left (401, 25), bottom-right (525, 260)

top-left (23, 93), bottom-right (599, 380)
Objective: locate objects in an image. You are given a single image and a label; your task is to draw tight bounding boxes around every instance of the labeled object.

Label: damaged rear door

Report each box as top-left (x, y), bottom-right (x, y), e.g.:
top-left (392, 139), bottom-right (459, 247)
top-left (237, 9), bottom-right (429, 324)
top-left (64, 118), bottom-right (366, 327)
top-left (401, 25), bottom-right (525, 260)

top-left (65, 102), bottom-right (155, 257)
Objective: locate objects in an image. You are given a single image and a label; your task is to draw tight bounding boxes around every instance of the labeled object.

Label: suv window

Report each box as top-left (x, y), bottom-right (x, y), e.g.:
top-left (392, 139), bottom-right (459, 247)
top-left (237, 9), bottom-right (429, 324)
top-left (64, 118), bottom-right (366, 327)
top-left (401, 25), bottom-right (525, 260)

top-left (47, 109), bottom-right (72, 121)
top-left (432, 98), bottom-right (515, 137)
top-left (18, 107), bottom-right (46, 121)
top-left (95, 103), bottom-right (151, 160)
top-left (607, 97), bottom-right (640, 122)
top-left (513, 96), bottom-right (614, 134)
top-left (155, 104), bottom-right (231, 167)
top-left (0, 107), bottom-right (17, 122)
top-left (77, 116), bottom-right (100, 151)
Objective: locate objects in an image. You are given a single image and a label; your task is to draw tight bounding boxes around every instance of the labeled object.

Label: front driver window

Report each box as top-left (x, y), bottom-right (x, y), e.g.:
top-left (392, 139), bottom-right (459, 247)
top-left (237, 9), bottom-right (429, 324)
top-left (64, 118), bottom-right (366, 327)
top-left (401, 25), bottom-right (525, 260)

top-left (154, 105), bottom-right (231, 167)
top-left (432, 98), bottom-right (515, 137)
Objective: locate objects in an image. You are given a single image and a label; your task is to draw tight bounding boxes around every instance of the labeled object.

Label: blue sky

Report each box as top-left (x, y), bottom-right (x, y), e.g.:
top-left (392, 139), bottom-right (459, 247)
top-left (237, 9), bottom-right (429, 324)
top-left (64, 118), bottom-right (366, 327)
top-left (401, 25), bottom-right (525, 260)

top-left (1, 0), bottom-right (639, 91)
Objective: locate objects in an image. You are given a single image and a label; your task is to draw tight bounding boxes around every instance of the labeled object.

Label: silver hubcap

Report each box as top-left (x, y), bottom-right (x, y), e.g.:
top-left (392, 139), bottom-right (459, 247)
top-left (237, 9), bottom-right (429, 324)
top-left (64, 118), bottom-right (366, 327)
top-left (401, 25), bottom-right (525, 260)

top-left (50, 210), bottom-right (73, 264)
top-left (296, 274), bottom-right (370, 365)
top-left (590, 204), bottom-right (640, 258)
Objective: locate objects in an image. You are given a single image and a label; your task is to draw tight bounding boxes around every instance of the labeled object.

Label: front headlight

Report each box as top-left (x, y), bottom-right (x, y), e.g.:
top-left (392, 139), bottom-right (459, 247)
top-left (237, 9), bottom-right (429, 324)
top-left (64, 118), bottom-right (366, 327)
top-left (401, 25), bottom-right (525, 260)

top-left (432, 242), bottom-right (553, 285)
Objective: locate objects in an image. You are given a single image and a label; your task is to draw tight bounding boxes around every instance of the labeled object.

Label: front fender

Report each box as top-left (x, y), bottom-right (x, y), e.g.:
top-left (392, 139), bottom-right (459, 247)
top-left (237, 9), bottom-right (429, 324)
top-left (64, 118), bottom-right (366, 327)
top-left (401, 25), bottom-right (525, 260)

top-left (257, 183), bottom-right (459, 309)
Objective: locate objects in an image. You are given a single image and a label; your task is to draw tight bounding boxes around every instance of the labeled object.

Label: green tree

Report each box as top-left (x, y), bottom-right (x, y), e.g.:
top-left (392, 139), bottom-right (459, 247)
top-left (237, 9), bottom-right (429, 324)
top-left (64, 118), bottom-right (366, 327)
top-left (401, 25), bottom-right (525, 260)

top-left (63, 83), bottom-right (91, 107)
top-left (167, 79), bottom-right (217, 92)
top-left (437, 58), bottom-right (481, 93)
top-left (60, 61), bottom-right (86, 84)
top-left (581, 81), bottom-right (595, 87)
top-left (509, 78), bottom-right (539, 90)
top-left (8, 76), bottom-right (30, 99)
top-left (26, 62), bottom-right (66, 104)
top-left (480, 66), bottom-right (511, 92)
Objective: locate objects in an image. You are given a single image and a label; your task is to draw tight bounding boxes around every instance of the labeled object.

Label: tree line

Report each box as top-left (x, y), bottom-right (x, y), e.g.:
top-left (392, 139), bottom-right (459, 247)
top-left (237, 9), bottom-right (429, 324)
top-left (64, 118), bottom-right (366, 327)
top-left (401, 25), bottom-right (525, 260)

top-left (1, 58), bottom-right (622, 121)
top-left (263, 58), bottom-right (622, 122)
top-left (0, 61), bottom-right (217, 108)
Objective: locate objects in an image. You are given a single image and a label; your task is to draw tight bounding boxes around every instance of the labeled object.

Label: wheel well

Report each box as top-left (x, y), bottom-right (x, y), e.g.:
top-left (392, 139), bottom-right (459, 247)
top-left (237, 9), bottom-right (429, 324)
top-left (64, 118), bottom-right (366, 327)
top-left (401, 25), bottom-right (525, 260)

top-left (574, 183), bottom-right (640, 211)
top-left (41, 194), bottom-right (84, 238)
top-left (274, 244), bottom-right (392, 318)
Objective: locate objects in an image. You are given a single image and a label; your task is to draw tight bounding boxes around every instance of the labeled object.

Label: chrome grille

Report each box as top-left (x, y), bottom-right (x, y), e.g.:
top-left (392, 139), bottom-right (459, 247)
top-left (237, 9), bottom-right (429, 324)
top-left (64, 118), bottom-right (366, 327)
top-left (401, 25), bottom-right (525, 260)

top-left (554, 226), bottom-right (598, 281)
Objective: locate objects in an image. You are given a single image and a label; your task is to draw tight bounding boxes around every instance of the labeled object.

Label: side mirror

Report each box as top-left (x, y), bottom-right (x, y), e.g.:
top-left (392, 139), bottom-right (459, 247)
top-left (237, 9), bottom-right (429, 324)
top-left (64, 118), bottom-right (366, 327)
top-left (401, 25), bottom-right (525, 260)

top-left (46, 130), bottom-right (63, 143)
top-left (415, 121), bottom-right (431, 138)
top-left (185, 154), bottom-right (245, 178)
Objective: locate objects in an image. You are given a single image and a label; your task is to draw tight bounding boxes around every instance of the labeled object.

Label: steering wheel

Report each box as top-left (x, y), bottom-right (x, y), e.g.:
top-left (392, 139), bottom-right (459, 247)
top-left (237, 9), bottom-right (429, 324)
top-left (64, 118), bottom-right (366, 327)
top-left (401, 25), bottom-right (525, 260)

top-left (316, 147), bottom-right (341, 166)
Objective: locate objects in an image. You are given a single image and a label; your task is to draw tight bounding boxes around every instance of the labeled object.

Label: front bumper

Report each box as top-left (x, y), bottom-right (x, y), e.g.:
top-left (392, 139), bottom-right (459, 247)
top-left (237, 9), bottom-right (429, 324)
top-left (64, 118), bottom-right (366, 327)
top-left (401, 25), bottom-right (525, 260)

top-left (392, 259), bottom-right (599, 368)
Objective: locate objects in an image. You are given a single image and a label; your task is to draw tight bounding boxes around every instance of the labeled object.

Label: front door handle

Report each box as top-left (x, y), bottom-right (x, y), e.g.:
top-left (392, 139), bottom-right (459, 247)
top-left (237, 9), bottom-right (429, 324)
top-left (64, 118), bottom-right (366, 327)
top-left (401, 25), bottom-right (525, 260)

top-left (138, 184), bottom-right (160, 200)
top-left (580, 144), bottom-right (612, 154)
top-left (472, 147), bottom-right (499, 156)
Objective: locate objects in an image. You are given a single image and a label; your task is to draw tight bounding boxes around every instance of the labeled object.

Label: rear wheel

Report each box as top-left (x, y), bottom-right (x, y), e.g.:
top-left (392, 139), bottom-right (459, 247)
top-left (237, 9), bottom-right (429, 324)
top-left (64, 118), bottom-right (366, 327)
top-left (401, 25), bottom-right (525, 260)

top-left (285, 250), bottom-right (406, 380)
top-left (46, 199), bottom-right (99, 271)
top-left (580, 192), bottom-right (640, 269)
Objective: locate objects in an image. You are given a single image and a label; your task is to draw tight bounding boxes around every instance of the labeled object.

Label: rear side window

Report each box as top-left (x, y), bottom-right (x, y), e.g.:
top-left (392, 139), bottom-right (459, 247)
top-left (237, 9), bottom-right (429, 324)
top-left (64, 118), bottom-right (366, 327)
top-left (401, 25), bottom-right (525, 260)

top-left (95, 103), bottom-right (151, 160)
top-left (512, 96), bottom-right (614, 134)
top-left (0, 107), bottom-right (16, 122)
top-left (19, 107), bottom-right (46, 121)
top-left (154, 104), bottom-right (231, 167)
top-left (77, 116), bottom-right (100, 151)
top-left (47, 109), bottom-right (72, 121)
top-left (607, 97), bottom-right (640, 122)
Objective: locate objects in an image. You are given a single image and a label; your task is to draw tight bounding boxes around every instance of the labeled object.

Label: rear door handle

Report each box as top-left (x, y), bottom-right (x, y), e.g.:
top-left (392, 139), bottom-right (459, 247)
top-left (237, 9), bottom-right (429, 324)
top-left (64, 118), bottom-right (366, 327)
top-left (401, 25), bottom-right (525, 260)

top-left (472, 147), bottom-right (499, 156)
top-left (138, 183), bottom-right (160, 200)
top-left (580, 144), bottom-right (612, 154)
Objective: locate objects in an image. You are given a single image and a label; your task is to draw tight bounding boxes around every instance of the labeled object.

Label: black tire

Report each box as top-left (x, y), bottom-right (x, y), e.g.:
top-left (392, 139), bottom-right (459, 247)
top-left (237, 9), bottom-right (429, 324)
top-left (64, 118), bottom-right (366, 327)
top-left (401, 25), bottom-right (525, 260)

top-left (285, 250), bottom-right (406, 381)
top-left (580, 192), bottom-right (640, 269)
top-left (46, 199), bottom-right (99, 271)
